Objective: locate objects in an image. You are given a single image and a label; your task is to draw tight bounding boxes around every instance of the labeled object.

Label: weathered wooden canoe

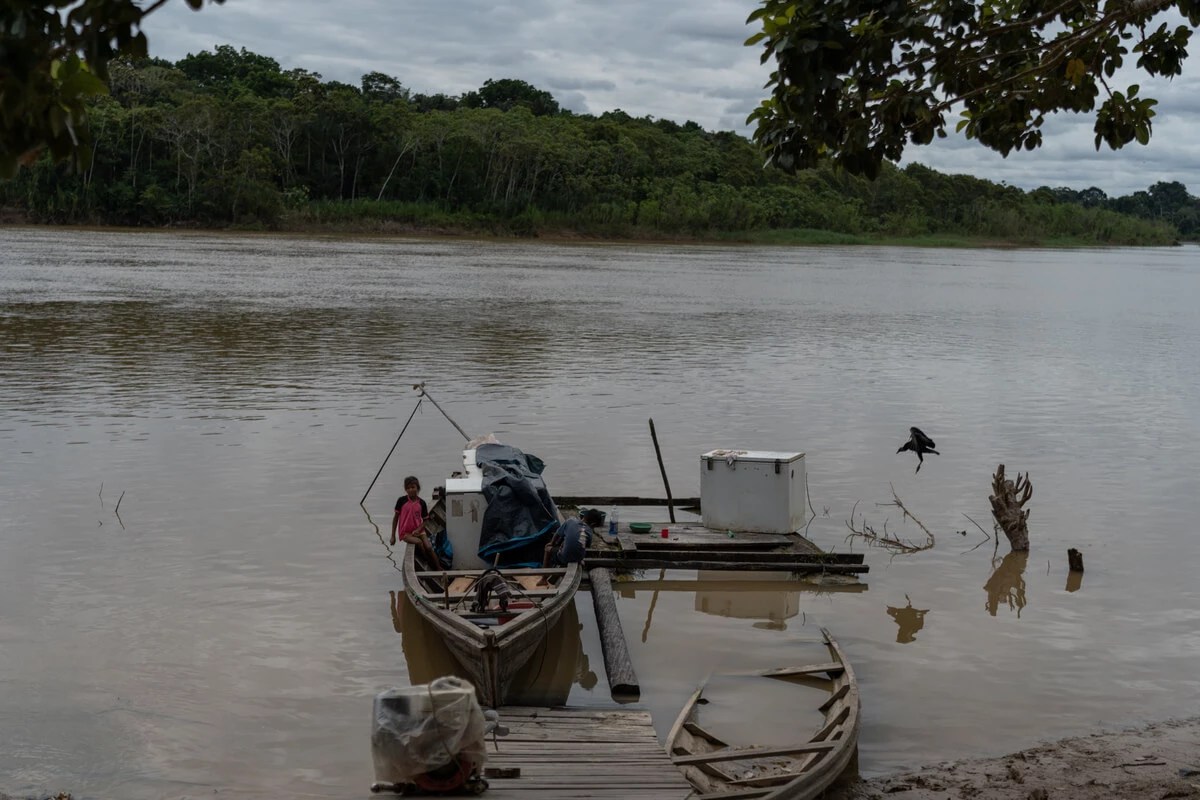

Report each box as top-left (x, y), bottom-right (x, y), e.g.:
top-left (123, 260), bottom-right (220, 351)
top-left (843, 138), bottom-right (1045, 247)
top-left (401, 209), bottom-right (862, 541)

top-left (666, 627), bottom-right (860, 800)
top-left (401, 532), bottom-right (582, 709)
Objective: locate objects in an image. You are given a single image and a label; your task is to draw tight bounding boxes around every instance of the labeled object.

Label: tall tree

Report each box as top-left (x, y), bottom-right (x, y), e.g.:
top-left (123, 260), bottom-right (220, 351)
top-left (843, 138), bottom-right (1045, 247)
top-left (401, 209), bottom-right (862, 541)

top-left (746, 0), bottom-right (1200, 178)
top-left (463, 78), bottom-right (560, 116)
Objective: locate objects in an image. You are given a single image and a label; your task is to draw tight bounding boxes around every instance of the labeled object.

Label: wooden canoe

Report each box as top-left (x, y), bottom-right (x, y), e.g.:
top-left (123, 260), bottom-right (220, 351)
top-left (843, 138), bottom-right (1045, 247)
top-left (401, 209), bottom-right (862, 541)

top-left (666, 627), bottom-right (860, 800)
top-left (401, 524), bottom-right (582, 709)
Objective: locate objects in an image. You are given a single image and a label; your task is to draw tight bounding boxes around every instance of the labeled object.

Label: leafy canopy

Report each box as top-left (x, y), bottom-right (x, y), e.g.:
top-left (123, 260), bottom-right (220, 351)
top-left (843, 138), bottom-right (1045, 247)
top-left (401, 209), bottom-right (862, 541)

top-left (746, 0), bottom-right (1200, 178)
top-left (0, 0), bottom-right (224, 177)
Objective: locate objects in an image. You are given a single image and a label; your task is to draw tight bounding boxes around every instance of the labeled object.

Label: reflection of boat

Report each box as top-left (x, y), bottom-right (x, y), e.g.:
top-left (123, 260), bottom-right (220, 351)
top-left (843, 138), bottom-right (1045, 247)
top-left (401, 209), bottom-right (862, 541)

top-left (667, 627), bottom-right (860, 799)
top-left (402, 533), bottom-right (582, 708)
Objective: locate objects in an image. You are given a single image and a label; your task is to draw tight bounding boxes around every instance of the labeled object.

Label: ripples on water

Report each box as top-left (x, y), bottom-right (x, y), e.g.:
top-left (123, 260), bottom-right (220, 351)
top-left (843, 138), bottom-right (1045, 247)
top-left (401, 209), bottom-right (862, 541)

top-left (2, 227), bottom-right (1199, 797)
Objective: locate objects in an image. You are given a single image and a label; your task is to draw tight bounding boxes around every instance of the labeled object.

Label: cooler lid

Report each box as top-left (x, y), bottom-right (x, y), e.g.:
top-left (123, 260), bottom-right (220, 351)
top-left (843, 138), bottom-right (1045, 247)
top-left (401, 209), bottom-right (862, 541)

top-left (701, 449), bottom-right (804, 463)
top-left (445, 448), bottom-right (484, 493)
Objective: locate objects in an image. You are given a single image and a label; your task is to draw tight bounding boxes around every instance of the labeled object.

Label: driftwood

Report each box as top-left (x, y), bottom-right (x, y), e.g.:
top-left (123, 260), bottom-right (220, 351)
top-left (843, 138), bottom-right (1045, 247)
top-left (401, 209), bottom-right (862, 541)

top-left (844, 485), bottom-right (935, 555)
top-left (587, 567), bottom-right (640, 700)
top-left (989, 464), bottom-right (1032, 551)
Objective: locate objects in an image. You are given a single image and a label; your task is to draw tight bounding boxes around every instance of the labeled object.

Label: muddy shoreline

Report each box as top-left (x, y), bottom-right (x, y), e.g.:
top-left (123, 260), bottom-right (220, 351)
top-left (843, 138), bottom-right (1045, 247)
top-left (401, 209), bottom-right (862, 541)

top-left (837, 717), bottom-right (1200, 799)
top-left (7, 720), bottom-right (1199, 799)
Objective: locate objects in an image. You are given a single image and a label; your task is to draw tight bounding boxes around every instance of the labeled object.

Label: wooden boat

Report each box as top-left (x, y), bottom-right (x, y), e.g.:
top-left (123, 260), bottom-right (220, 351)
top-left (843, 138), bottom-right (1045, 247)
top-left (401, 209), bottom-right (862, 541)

top-left (401, 504), bottom-right (582, 708)
top-left (666, 627), bottom-right (860, 800)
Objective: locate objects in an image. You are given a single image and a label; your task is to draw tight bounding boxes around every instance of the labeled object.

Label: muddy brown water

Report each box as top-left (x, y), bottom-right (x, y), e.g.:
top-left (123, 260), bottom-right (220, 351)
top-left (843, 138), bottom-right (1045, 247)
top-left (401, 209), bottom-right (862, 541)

top-left (2, 227), bottom-right (1199, 798)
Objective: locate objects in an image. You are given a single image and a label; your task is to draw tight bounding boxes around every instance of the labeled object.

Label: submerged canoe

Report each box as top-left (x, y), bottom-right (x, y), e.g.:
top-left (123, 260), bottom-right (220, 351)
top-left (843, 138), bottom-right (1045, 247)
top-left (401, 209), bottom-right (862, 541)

top-left (666, 627), bottom-right (860, 799)
top-left (401, 528), bottom-right (582, 708)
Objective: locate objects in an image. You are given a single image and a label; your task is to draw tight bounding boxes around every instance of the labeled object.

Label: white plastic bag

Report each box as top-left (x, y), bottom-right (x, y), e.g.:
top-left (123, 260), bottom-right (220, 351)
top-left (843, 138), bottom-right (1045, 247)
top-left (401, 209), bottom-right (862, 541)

top-left (371, 676), bottom-right (487, 783)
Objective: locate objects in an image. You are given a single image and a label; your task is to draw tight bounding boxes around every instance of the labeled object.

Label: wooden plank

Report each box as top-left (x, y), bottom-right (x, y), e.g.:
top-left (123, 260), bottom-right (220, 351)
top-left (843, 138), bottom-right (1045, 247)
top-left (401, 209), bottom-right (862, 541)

top-left (587, 558), bottom-right (868, 574)
top-left (555, 495), bottom-right (701, 507)
top-left (617, 578), bottom-right (868, 594)
top-left (730, 771), bottom-right (806, 787)
top-left (637, 530), bottom-right (798, 546)
top-left (478, 705), bottom-right (691, 798)
top-left (415, 567), bottom-right (568, 578)
top-left (672, 741), bottom-right (836, 765)
top-left (751, 662), bottom-right (845, 678)
top-left (693, 789), bottom-right (772, 800)
top-left (625, 548), bottom-right (863, 564)
top-left (588, 567), bottom-right (640, 699)
top-left (616, 533), bottom-right (639, 553)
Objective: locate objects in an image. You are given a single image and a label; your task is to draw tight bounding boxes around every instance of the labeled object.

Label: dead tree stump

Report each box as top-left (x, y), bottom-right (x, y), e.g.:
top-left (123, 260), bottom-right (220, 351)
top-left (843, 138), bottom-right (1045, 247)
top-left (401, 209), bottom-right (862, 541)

top-left (1067, 548), bottom-right (1084, 572)
top-left (989, 464), bottom-right (1032, 551)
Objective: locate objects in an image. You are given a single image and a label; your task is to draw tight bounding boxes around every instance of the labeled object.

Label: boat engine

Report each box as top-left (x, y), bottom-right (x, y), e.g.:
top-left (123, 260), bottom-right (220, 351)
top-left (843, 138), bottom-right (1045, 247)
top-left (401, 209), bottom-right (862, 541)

top-left (470, 570), bottom-right (511, 614)
top-left (370, 676), bottom-right (500, 796)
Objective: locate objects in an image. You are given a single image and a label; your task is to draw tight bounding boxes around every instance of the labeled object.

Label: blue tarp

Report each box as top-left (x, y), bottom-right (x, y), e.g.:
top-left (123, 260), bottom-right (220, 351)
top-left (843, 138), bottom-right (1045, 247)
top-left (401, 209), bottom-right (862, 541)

top-left (474, 443), bottom-right (561, 567)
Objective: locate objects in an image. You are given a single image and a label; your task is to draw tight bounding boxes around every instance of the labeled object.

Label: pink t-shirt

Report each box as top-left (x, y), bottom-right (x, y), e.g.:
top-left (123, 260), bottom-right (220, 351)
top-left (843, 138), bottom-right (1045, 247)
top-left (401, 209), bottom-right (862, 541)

top-left (396, 498), bottom-right (425, 540)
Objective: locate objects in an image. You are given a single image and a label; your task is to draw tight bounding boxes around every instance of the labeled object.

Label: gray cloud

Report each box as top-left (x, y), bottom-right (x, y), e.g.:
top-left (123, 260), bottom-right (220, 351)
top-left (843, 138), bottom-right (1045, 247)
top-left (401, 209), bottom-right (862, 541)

top-left (141, 0), bottom-right (1200, 196)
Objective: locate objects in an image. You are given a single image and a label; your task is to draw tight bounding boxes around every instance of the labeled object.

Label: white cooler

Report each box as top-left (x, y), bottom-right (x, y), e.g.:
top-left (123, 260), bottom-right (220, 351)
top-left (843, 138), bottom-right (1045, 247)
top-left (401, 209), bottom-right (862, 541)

top-left (700, 449), bottom-right (806, 534)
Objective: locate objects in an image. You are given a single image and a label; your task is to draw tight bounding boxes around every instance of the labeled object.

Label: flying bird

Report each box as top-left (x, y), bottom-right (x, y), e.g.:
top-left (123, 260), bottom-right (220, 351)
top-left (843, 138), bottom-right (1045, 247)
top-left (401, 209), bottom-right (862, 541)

top-left (897, 427), bottom-right (939, 473)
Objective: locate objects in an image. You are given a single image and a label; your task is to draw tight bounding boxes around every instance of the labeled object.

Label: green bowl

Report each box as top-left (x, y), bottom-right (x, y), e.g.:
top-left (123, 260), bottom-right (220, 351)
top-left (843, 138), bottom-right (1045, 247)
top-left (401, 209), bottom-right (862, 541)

top-left (629, 522), bottom-right (652, 534)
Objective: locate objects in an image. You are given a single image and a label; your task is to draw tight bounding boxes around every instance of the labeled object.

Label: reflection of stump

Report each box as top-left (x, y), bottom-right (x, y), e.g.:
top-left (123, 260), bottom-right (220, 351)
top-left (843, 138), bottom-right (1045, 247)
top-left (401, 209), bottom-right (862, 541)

top-left (989, 464), bottom-right (1032, 551)
top-left (984, 551), bottom-right (1029, 617)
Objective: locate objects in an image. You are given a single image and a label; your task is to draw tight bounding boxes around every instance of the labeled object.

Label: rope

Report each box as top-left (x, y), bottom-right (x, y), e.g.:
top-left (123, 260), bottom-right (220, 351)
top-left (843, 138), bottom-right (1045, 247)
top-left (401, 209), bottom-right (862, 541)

top-left (360, 397), bottom-right (423, 505)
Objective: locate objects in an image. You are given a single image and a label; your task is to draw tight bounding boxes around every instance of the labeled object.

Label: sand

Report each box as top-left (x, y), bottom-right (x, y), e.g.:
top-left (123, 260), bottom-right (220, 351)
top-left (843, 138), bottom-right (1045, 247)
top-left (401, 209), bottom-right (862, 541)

top-left (839, 718), bottom-right (1200, 800)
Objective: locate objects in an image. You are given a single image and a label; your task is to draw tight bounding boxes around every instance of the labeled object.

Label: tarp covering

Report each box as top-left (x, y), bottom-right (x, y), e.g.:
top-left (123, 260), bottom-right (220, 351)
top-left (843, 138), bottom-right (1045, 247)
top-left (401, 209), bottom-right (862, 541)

top-left (475, 443), bottom-right (560, 567)
top-left (371, 676), bottom-right (486, 783)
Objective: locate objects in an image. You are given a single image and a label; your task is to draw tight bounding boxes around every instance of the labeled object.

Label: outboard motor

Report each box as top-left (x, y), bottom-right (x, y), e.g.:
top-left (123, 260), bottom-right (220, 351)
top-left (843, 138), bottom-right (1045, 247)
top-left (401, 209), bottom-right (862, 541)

top-left (470, 570), bottom-right (511, 614)
top-left (370, 676), bottom-right (493, 796)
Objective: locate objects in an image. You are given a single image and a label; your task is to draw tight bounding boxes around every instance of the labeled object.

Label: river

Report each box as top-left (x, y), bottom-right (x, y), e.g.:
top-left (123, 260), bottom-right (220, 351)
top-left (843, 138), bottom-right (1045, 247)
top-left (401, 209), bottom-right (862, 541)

top-left (1, 226), bottom-right (1198, 798)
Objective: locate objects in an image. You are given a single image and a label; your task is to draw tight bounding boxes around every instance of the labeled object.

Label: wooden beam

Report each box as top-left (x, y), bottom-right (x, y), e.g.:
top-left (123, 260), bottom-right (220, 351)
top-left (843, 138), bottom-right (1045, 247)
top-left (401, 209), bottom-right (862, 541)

top-left (751, 662), bottom-right (845, 678)
top-left (556, 495), bottom-right (700, 507)
top-left (617, 579), bottom-right (869, 594)
top-left (673, 741), bottom-right (836, 765)
top-left (611, 549), bottom-right (864, 564)
top-left (414, 567), bottom-right (567, 578)
top-left (586, 558), bottom-right (868, 574)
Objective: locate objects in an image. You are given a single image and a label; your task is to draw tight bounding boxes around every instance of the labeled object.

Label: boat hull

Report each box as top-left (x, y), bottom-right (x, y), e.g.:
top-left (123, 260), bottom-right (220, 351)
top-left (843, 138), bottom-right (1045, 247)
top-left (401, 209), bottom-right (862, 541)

top-left (402, 544), bottom-right (581, 707)
top-left (666, 627), bottom-right (860, 800)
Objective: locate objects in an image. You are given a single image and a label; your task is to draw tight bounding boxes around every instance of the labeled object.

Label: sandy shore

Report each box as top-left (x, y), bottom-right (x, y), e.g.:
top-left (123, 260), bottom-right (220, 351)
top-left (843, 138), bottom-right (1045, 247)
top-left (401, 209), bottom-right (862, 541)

top-left (5, 720), bottom-right (1199, 799)
top-left (838, 718), bottom-right (1200, 799)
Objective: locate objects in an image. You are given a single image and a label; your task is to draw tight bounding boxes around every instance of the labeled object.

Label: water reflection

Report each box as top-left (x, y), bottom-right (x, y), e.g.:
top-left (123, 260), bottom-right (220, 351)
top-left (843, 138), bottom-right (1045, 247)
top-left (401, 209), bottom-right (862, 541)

top-left (1065, 570), bottom-right (1083, 593)
top-left (618, 571), bottom-right (867, 638)
top-left (886, 595), bottom-right (929, 643)
top-left (392, 591), bottom-right (591, 706)
top-left (984, 551), bottom-right (1029, 617)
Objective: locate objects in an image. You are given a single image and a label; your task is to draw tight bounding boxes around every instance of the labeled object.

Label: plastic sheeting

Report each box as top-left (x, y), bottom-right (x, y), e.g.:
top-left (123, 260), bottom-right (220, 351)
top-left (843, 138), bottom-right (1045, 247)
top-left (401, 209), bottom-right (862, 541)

top-left (371, 676), bottom-right (487, 783)
top-left (475, 443), bottom-right (560, 566)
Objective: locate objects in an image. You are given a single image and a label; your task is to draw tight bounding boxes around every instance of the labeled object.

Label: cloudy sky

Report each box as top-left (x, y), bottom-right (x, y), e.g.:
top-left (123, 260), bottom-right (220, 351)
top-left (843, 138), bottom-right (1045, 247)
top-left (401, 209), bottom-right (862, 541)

top-left (141, 0), bottom-right (1200, 198)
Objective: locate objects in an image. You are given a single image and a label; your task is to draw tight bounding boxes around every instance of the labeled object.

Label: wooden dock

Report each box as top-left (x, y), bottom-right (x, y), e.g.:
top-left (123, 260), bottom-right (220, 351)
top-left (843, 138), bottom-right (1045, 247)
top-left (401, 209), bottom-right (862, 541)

top-left (478, 706), bottom-right (694, 798)
top-left (584, 519), bottom-right (869, 576)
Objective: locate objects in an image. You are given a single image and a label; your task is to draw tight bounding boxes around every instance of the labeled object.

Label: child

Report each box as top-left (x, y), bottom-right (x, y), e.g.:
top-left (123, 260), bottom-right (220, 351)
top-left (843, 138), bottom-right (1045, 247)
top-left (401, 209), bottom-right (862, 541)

top-left (392, 476), bottom-right (437, 566)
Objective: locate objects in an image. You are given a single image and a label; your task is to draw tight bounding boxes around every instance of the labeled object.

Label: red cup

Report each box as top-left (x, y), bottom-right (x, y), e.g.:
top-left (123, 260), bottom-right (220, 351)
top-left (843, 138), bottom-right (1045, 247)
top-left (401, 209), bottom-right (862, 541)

top-left (661, 528), bottom-right (669, 538)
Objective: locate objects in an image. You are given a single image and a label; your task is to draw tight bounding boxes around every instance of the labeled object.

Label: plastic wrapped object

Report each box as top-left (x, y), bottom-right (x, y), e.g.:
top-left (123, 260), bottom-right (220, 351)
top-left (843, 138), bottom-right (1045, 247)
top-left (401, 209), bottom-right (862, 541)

top-left (371, 676), bottom-right (487, 784)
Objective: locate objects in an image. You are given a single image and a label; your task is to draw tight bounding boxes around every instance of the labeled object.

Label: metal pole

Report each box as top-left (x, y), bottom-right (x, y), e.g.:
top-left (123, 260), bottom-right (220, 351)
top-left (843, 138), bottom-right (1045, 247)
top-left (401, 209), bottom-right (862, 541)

top-left (414, 382), bottom-right (470, 441)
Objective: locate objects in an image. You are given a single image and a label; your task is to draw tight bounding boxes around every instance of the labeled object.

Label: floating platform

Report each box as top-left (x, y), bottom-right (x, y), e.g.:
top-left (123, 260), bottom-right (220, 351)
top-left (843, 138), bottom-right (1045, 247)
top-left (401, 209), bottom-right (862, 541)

top-left (478, 706), bottom-right (694, 798)
top-left (583, 518), bottom-right (868, 576)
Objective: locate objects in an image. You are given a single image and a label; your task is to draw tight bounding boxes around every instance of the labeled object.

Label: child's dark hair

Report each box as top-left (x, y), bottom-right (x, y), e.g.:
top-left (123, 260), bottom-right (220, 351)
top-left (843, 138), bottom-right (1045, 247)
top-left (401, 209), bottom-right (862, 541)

top-left (404, 475), bottom-right (420, 490)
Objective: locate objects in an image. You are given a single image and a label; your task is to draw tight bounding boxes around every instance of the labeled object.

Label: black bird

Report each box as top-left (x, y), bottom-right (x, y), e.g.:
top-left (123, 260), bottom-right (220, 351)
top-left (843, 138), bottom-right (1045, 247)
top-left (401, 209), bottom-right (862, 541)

top-left (897, 427), bottom-right (939, 473)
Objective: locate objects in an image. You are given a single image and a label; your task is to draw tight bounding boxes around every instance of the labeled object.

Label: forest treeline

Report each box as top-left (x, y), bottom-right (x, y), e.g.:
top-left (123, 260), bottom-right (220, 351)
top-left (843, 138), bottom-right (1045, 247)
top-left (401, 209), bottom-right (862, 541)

top-left (1, 45), bottom-right (1196, 245)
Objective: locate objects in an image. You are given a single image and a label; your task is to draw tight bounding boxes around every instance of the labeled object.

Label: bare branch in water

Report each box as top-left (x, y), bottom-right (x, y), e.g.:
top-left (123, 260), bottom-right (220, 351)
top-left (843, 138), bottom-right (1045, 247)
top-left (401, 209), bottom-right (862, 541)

top-left (845, 489), bottom-right (934, 555)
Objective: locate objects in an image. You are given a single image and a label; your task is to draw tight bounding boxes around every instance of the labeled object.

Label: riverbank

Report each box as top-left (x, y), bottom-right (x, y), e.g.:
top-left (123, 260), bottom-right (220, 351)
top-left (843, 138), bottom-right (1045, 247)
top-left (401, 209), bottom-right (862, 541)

top-left (6, 720), bottom-right (1199, 799)
top-left (1, 215), bottom-right (1181, 249)
top-left (838, 717), bottom-right (1200, 799)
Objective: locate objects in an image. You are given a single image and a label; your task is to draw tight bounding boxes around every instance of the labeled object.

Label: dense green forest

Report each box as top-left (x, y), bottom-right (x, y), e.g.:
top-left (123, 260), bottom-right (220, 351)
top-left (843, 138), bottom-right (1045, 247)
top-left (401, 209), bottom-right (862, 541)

top-left (1, 45), bottom-right (1196, 245)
